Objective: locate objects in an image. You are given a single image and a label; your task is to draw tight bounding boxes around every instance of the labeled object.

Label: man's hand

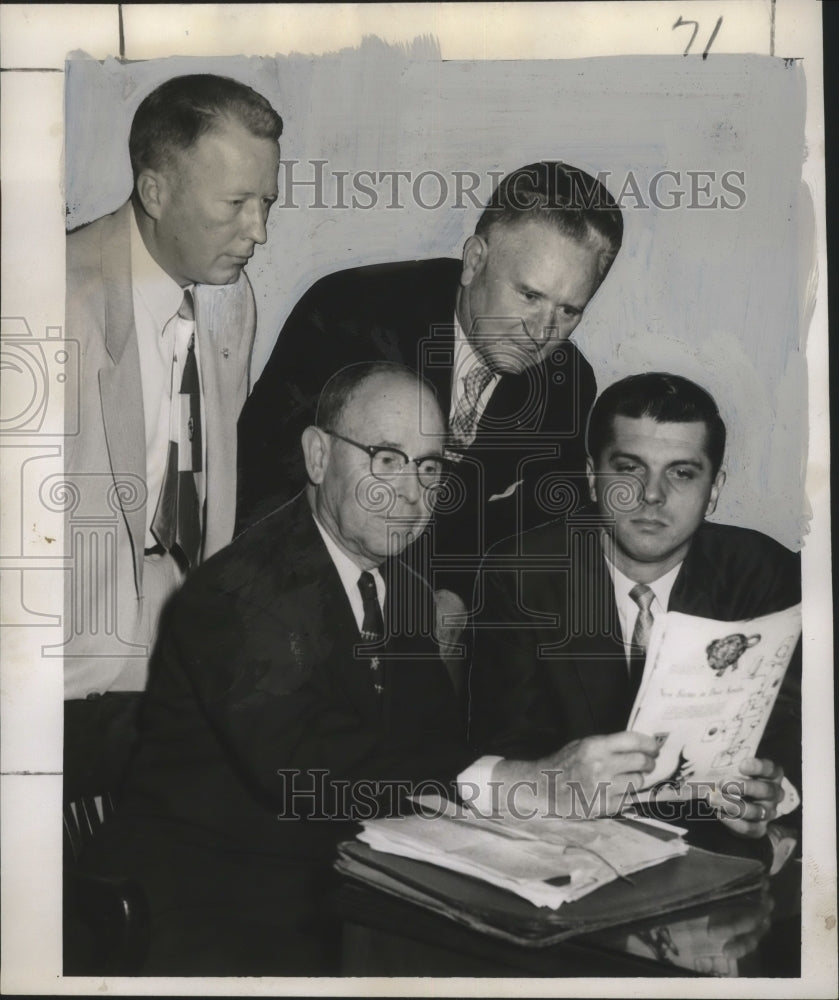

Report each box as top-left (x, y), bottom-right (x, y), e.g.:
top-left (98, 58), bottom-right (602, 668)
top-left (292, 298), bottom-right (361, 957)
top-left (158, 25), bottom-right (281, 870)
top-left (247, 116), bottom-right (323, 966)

top-left (714, 758), bottom-right (785, 839)
top-left (493, 731), bottom-right (660, 819)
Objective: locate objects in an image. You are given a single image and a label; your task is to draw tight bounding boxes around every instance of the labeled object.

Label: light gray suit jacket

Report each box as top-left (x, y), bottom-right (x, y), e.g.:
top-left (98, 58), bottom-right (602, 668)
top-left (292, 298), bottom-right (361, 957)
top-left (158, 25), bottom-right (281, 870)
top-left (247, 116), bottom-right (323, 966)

top-left (64, 201), bottom-right (255, 697)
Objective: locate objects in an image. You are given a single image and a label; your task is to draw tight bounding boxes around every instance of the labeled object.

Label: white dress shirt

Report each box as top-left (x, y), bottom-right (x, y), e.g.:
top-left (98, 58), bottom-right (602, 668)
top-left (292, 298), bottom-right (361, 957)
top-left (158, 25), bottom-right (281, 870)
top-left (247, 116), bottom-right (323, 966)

top-left (605, 556), bottom-right (683, 666)
top-left (458, 550), bottom-right (683, 806)
top-left (461, 544), bottom-right (799, 819)
top-left (312, 514), bottom-right (385, 631)
top-left (129, 208), bottom-right (204, 548)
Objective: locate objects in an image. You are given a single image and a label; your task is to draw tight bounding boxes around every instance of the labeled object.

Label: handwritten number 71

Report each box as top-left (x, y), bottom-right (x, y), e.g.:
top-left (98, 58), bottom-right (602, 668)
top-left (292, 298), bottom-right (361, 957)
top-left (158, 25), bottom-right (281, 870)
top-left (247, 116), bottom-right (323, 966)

top-left (673, 15), bottom-right (723, 59)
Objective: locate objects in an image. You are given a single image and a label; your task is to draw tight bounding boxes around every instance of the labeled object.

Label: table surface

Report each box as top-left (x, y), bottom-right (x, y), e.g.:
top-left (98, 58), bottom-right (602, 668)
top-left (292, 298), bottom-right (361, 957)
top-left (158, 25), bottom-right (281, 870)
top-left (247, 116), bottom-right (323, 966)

top-left (334, 840), bottom-right (801, 978)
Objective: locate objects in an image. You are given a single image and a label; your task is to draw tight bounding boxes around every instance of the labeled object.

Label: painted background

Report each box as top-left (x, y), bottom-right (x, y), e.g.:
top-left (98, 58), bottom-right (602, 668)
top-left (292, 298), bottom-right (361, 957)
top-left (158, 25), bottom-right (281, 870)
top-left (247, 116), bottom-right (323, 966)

top-left (65, 47), bottom-right (811, 549)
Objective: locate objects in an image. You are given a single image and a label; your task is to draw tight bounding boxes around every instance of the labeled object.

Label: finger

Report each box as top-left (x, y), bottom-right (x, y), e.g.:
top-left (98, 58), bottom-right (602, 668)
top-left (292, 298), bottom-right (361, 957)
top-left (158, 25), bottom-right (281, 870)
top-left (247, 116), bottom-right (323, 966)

top-left (722, 925), bottom-right (768, 961)
top-left (739, 757), bottom-right (783, 781)
top-left (603, 730), bottom-right (661, 755)
top-left (718, 813), bottom-right (768, 839)
top-left (720, 776), bottom-right (783, 806)
top-left (708, 906), bottom-right (770, 943)
top-left (723, 793), bottom-right (778, 823)
top-left (613, 751), bottom-right (659, 776)
top-left (695, 956), bottom-right (733, 975)
top-left (607, 771), bottom-right (648, 797)
top-left (736, 778), bottom-right (785, 805)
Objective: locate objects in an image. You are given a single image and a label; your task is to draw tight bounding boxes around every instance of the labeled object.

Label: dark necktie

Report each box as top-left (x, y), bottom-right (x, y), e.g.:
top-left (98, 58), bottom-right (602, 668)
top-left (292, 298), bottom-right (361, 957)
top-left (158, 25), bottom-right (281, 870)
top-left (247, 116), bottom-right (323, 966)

top-left (150, 290), bottom-right (203, 570)
top-left (357, 570), bottom-right (384, 641)
top-left (628, 582), bottom-right (655, 699)
top-left (357, 570), bottom-right (385, 695)
top-left (449, 362), bottom-right (494, 448)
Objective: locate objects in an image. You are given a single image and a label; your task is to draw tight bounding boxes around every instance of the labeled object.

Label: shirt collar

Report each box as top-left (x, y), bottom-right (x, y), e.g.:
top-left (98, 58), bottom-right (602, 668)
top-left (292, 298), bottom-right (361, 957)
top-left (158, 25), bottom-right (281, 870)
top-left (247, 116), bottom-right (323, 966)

top-left (604, 545), bottom-right (683, 613)
top-left (452, 312), bottom-right (498, 390)
top-left (129, 203), bottom-right (190, 332)
top-left (311, 512), bottom-right (386, 605)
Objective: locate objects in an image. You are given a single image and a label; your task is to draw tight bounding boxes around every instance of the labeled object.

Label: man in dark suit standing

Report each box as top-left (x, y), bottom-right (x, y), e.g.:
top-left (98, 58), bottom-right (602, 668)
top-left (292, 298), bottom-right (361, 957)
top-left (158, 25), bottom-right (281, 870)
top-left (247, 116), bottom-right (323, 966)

top-left (469, 373), bottom-right (800, 841)
top-left (85, 362), bottom-right (649, 974)
top-left (236, 162), bottom-right (623, 619)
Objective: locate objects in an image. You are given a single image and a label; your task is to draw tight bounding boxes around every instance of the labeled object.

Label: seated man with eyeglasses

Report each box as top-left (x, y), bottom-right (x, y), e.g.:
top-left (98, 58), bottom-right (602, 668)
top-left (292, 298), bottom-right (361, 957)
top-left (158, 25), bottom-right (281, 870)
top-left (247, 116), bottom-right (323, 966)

top-left (81, 361), bottom-right (644, 975)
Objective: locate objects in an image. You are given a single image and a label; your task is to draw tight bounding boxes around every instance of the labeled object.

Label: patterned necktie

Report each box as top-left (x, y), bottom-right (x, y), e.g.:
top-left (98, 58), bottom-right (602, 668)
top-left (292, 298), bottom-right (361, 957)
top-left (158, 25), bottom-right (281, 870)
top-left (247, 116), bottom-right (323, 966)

top-left (449, 362), bottom-right (494, 448)
top-left (357, 570), bottom-right (384, 641)
top-left (357, 571), bottom-right (385, 695)
top-left (150, 290), bottom-right (203, 570)
top-left (628, 582), bottom-right (655, 697)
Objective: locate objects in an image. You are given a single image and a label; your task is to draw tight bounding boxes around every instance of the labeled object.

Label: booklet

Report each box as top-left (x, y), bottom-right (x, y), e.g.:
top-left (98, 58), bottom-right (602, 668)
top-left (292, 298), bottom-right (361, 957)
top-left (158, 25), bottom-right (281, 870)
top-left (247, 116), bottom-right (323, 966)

top-left (627, 604), bottom-right (802, 798)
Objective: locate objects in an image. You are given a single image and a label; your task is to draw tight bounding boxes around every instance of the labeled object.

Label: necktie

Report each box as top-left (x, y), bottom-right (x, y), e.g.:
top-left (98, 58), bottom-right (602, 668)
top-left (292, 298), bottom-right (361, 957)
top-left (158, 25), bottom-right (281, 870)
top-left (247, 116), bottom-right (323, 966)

top-left (357, 571), bottom-right (385, 694)
top-left (357, 570), bottom-right (384, 641)
top-left (151, 290), bottom-right (203, 570)
top-left (629, 582), bottom-right (655, 698)
top-left (449, 362), bottom-right (494, 448)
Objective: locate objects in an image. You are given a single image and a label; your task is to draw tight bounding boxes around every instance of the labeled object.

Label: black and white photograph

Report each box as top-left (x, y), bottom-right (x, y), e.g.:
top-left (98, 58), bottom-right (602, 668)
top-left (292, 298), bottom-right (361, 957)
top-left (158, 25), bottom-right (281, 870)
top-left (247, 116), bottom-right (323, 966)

top-left (0, 2), bottom-right (834, 994)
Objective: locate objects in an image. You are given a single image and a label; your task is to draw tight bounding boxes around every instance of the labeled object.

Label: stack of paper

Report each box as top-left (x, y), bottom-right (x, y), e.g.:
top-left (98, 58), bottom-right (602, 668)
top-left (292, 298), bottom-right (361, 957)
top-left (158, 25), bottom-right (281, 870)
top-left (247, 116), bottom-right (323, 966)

top-left (357, 797), bottom-right (687, 910)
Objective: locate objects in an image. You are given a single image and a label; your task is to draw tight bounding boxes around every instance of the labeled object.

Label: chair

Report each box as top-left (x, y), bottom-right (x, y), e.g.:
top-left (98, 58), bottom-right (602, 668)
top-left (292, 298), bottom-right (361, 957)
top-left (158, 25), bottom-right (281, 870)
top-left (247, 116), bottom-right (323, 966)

top-left (63, 789), bottom-right (150, 975)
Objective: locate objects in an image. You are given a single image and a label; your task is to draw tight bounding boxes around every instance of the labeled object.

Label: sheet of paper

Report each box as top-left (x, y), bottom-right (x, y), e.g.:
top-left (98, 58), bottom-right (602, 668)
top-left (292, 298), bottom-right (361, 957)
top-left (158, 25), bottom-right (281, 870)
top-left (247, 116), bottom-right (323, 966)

top-left (360, 807), bottom-right (687, 909)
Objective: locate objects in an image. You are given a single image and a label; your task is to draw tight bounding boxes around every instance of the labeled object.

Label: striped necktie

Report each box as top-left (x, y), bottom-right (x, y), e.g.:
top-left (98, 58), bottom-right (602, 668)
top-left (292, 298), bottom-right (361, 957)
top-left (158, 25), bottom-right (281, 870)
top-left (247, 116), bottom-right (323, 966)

top-left (449, 362), bottom-right (494, 448)
top-left (628, 582), bottom-right (655, 698)
top-left (150, 290), bottom-right (203, 570)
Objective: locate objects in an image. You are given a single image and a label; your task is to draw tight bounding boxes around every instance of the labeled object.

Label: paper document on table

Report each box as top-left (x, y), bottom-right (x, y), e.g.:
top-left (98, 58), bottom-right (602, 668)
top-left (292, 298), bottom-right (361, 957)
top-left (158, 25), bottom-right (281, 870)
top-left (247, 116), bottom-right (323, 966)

top-left (627, 604), bottom-right (801, 795)
top-left (357, 802), bottom-right (687, 910)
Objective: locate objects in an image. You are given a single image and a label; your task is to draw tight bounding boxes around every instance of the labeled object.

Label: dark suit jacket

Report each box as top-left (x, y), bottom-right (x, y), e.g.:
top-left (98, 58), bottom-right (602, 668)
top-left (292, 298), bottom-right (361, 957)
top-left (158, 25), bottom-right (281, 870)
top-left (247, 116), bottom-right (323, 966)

top-left (236, 260), bottom-right (597, 603)
top-left (84, 494), bottom-right (474, 974)
top-left (468, 511), bottom-right (802, 793)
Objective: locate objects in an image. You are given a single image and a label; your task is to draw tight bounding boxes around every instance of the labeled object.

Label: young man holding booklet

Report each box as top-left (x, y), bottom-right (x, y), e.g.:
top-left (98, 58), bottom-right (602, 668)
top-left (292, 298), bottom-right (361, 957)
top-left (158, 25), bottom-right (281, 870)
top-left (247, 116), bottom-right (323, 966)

top-left (468, 372), bottom-right (801, 840)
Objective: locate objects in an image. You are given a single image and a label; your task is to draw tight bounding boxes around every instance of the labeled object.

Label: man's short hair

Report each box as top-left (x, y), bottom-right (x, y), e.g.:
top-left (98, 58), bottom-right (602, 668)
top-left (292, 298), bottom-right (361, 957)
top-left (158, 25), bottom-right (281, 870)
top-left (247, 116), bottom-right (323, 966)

top-left (587, 372), bottom-right (727, 476)
top-left (475, 161), bottom-right (623, 281)
top-left (129, 74), bottom-right (283, 182)
top-left (315, 361), bottom-right (436, 432)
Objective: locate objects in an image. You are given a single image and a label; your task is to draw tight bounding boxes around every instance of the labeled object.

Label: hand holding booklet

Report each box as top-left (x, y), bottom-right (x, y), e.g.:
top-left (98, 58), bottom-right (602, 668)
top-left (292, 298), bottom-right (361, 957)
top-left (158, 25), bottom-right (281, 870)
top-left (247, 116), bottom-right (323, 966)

top-left (627, 604), bottom-right (801, 801)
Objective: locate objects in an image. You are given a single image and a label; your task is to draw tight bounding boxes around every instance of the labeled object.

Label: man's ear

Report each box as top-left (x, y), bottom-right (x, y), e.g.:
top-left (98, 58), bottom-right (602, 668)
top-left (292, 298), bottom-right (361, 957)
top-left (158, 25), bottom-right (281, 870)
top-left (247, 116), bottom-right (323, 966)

top-left (706, 468), bottom-right (726, 516)
top-left (135, 169), bottom-right (167, 221)
top-left (301, 426), bottom-right (330, 485)
top-left (460, 234), bottom-right (489, 287)
top-left (586, 456), bottom-right (597, 504)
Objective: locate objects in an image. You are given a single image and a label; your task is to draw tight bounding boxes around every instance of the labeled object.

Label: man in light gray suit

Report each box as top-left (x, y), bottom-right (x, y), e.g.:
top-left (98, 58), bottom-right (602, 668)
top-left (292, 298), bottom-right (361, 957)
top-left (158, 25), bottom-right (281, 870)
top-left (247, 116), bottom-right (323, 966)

top-left (64, 74), bottom-right (282, 796)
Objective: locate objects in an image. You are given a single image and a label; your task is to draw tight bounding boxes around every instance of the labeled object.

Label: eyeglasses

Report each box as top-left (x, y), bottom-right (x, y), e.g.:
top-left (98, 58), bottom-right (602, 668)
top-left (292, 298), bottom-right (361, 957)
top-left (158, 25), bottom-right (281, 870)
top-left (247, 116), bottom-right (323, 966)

top-left (321, 429), bottom-right (446, 488)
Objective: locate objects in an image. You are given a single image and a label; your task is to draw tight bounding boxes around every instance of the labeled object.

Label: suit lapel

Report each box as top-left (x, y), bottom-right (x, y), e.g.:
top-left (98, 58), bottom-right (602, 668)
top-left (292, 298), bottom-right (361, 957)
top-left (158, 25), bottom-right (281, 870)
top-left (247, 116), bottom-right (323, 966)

top-left (669, 525), bottom-right (726, 618)
top-left (469, 366), bottom-right (553, 499)
top-left (417, 320), bottom-right (456, 413)
top-left (98, 204), bottom-right (147, 593)
top-left (561, 538), bottom-right (634, 734)
top-left (411, 262), bottom-right (463, 415)
top-left (257, 500), bottom-right (386, 721)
